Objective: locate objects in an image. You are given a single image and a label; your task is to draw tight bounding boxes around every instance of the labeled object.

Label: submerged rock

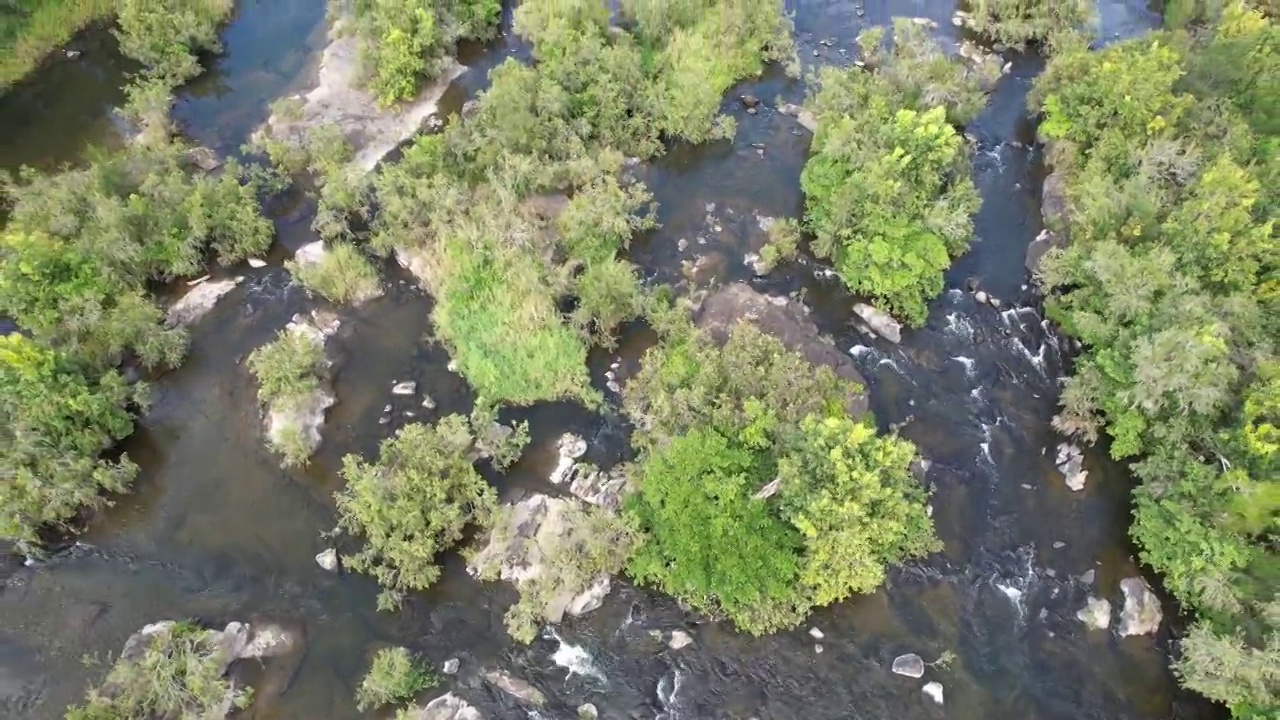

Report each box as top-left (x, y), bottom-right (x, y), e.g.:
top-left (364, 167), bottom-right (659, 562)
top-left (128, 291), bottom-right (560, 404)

top-left (891, 653), bottom-right (925, 678)
top-left (669, 630), bottom-right (694, 650)
top-left (852, 303), bottom-right (902, 344)
top-left (1118, 577), bottom-right (1163, 637)
top-left (1055, 442), bottom-right (1088, 491)
top-left (167, 277), bottom-right (242, 327)
top-left (695, 283), bottom-right (869, 418)
top-left (391, 380), bottom-right (416, 396)
top-left (256, 19), bottom-right (466, 174)
top-left (1076, 596), bottom-right (1111, 631)
top-left (401, 693), bottom-right (483, 720)
top-left (482, 669), bottom-right (545, 706)
top-left (922, 681), bottom-right (945, 705)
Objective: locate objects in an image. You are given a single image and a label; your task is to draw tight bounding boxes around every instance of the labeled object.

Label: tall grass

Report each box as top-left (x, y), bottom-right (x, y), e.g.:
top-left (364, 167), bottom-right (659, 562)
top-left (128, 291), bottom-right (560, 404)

top-left (0, 0), bottom-right (115, 90)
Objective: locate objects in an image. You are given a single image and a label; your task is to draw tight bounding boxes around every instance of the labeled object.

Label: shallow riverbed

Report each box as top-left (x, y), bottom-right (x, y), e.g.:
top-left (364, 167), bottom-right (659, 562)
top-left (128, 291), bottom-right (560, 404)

top-left (0, 1), bottom-right (1225, 719)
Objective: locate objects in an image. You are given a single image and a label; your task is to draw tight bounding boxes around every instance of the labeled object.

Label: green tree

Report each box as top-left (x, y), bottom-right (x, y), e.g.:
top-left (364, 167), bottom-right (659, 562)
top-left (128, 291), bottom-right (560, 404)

top-left (355, 647), bottom-right (436, 711)
top-left (334, 417), bottom-right (496, 610)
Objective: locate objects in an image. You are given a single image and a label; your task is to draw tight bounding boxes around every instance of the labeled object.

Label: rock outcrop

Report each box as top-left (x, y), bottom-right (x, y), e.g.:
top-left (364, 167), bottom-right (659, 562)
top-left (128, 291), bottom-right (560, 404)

top-left (1028, 168), bottom-right (1071, 274)
top-left (694, 283), bottom-right (870, 418)
top-left (400, 693), bottom-right (484, 720)
top-left (1118, 577), bottom-right (1163, 637)
top-left (255, 19), bottom-right (465, 174)
top-left (779, 103), bottom-right (818, 133)
top-left (167, 277), bottom-right (242, 327)
top-left (481, 669), bottom-right (545, 706)
top-left (1055, 443), bottom-right (1088, 491)
top-left (1076, 596), bottom-right (1111, 631)
top-left (668, 630), bottom-right (694, 650)
top-left (852, 303), bottom-right (902, 344)
top-left (891, 653), bottom-right (925, 678)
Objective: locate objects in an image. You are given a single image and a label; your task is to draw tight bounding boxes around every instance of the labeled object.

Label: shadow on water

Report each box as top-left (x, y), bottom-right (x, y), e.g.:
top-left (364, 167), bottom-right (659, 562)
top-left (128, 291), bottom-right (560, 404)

top-left (0, 1), bottom-right (1222, 719)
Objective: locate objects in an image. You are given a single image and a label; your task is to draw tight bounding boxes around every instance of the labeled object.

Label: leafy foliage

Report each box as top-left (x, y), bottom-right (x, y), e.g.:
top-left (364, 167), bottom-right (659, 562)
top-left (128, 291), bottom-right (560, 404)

top-left (0, 0), bottom-right (115, 90)
top-left (800, 20), bottom-right (988, 327)
top-left (1033, 6), bottom-right (1278, 715)
top-left (64, 621), bottom-right (251, 720)
top-left (341, 0), bottom-right (501, 106)
top-left (355, 647), bottom-right (436, 712)
top-left (286, 242), bottom-right (382, 305)
top-left (115, 0), bottom-right (233, 85)
top-left (622, 323), bottom-right (937, 633)
top-left (247, 329), bottom-right (327, 406)
top-left (1, 335), bottom-right (140, 552)
top-left (334, 417), bottom-right (497, 610)
top-left (962, 0), bottom-right (1093, 51)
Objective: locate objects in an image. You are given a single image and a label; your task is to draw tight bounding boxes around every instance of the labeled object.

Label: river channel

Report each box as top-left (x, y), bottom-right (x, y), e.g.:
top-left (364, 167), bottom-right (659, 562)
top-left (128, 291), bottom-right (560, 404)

top-left (0, 1), bottom-right (1227, 719)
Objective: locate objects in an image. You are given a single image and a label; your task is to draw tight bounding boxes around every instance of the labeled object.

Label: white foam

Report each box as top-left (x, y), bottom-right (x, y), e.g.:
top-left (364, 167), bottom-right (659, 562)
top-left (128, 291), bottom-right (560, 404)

top-left (548, 630), bottom-right (607, 682)
top-left (951, 355), bottom-right (976, 376)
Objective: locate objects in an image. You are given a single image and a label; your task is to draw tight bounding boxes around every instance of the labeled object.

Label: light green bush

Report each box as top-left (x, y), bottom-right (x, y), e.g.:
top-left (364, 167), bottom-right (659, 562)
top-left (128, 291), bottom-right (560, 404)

top-left (355, 647), bottom-right (436, 712)
top-left (286, 242), bottom-right (381, 305)
top-left (247, 329), bottom-right (326, 406)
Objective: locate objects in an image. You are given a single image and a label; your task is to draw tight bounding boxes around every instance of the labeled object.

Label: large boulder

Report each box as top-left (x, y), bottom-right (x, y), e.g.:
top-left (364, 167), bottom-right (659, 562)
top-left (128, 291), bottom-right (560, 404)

top-left (290, 241), bottom-right (382, 304)
top-left (1118, 577), bottom-right (1163, 637)
top-left (1076, 596), bottom-right (1111, 631)
top-left (1025, 228), bottom-right (1067, 274)
top-left (891, 653), bottom-right (925, 678)
top-left (695, 283), bottom-right (869, 418)
top-left (852, 303), bottom-right (902, 344)
top-left (167, 277), bottom-right (242, 327)
top-left (1054, 443), bottom-right (1088, 491)
top-left (1041, 171), bottom-right (1069, 230)
top-left (400, 693), bottom-right (484, 720)
top-left (481, 669), bottom-right (545, 706)
top-left (256, 19), bottom-right (466, 174)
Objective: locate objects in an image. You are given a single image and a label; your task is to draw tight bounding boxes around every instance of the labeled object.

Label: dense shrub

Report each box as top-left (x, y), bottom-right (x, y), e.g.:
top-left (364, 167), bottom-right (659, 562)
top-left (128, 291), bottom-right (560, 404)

top-left (355, 647), bottom-right (436, 712)
top-left (622, 323), bottom-right (938, 633)
top-left (334, 417), bottom-right (497, 610)
top-left (800, 20), bottom-right (987, 327)
top-left (115, 0), bottom-right (234, 85)
top-left (247, 329), bottom-right (327, 406)
top-left (961, 0), bottom-right (1092, 51)
top-left (1033, 5), bottom-right (1277, 715)
top-left (0, 0), bottom-right (115, 90)
top-left (64, 621), bottom-right (251, 720)
top-left (285, 242), bottom-right (381, 305)
top-left (0, 335), bottom-right (140, 552)
top-left (341, 0), bottom-right (501, 106)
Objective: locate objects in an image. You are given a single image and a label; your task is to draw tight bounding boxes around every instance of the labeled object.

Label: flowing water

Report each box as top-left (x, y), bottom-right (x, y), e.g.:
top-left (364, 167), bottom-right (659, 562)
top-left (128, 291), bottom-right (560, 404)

top-left (0, 1), bottom-right (1227, 719)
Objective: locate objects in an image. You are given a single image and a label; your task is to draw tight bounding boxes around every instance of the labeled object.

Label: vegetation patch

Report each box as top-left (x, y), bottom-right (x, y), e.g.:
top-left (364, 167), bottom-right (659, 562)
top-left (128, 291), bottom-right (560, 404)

top-left (340, 0), bottom-right (501, 106)
top-left (1032, 4), bottom-right (1277, 716)
top-left (622, 322), bottom-right (939, 634)
top-left (958, 0), bottom-right (1092, 51)
top-left (355, 646), bottom-right (436, 712)
top-left (64, 621), bottom-right (250, 720)
top-left (286, 242), bottom-right (382, 305)
top-left (800, 20), bottom-right (992, 327)
top-left (0, 0), bottom-right (114, 90)
top-left (334, 416), bottom-right (497, 610)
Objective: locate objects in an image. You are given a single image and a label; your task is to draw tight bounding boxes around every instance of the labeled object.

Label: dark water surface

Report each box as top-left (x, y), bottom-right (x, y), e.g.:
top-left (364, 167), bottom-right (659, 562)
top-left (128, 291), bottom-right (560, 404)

top-left (1, 1), bottom-right (1221, 719)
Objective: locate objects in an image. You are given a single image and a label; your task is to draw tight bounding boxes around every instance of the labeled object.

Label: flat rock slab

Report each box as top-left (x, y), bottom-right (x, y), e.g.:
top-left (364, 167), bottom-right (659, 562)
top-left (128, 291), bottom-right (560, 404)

top-left (891, 653), bottom-right (925, 678)
top-left (401, 693), bottom-right (483, 720)
top-left (1119, 577), bottom-right (1163, 637)
top-left (695, 283), bottom-right (870, 418)
top-left (167, 277), bottom-right (242, 327)
top-left (259, 21), bottom-right (465, 175)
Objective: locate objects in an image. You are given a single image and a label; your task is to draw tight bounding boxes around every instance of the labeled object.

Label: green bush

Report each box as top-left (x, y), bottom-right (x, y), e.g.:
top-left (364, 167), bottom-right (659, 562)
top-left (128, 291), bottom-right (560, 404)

top-left (64, 621), bottom-right (251, 720)
top-left (355, 647), bottom-right (436, 712)
top-left (1032, 7), bottom-right (1277, 715)
top-left (1, 334), bottom-right (140, 552)
top-left (334, 417), bottom-right (497, 610)
top-left (286, 242), bottom-right (381, 305)
top-left (247, 329), bottom-right (326, 406)
top-left (0, 1), bottom-right (116, 91)
top-left (758, 217), bottom-right (801, 272)
top-left (963, 0), bottom-right (1092, 50)
top-left (115, 0), bottom-right (234, 85)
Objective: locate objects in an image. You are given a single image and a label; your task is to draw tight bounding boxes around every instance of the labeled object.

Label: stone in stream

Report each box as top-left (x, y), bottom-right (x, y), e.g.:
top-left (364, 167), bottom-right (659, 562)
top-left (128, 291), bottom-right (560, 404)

top-left (391, 380), bottom-right (417, 396)
top-left (1055, 442), bottom-right (1088, 491)
top-left (578, 703), bottom-right (599, 719)
top-left (1076, 596), bottom-right (1111, 631)
top-left (187, 146), bottom-right (222, 172)
top-left (852, 303), bottom-right (903, 344)
top-left (314, 548), bottom-right (339, 572)
top-left (694, 283), bottom-right (870, 419)
top-left (809, 627), bottom-right (825, 640)
top-left (247, 258), bottom-right (268, 268)
top-left (922, 681), bottom-right (945, 705)
top-left (166, 277), bottom-right (242, 328)
top-left (254, 18), bottom-right (465, 174)
top-left (481, 669), bottom-right (545, 706)
top-left (669, 630), bottom-right (695, 650)
top-left (891, 653), bottom-right (925, 678)
top-left (740, 94), bottom-right (760, 109)
top-left (442, 658), bottom-right (460, 675)
top-left (1118, 577), bottom-right (1163, 637)
top-left (401, 693), bottom-right (484, 720)
top-left (778, 102), bottom-right (818, 133)
top-left (974, 290), bottom-right (990, 305)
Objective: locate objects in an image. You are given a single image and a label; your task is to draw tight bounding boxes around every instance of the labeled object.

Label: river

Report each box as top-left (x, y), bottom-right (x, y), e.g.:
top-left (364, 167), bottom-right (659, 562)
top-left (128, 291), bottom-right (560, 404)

top-left (0, 1), bottom-right (1227, 719)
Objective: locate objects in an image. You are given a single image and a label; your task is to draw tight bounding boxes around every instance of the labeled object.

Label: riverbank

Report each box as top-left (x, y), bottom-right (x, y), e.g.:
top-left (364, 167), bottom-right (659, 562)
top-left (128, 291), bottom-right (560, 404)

top-left (0, 0), bottom-right (114, 90)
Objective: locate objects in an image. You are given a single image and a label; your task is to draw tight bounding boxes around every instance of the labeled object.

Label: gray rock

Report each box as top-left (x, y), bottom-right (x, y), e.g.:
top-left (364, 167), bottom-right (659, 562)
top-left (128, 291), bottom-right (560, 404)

top-left (814, 644), bottom-right (824, 654)
top-left (1076, 596), bottom-right (1111, 631)
top-left (1118, 577), bottom-right (1163, 637)
top-left (578, 703), bottom-right (599, 719)
top-left (891, 653), bottom-right (925, 678)
top-left (890, 653), bottom-right (921, 676)
top-left (753, 478), bottom-right (782, 500)
top-left (744, 252), bottom-right (769, 276)
top-left (1026, 228), bottom-right (1067, 275)
top-left (779, 103), bottom-right (818, 133)
top-left (669, 630), bottom-right (694, 650)
top-left (853, 303), bottom-right (902, 344)
top-left (65, 49), bottom-right (82, 59)
top-left (566, 574), bottom-right (612, 617)
top-left (247, 258), bottom-right (268, 268)
top-left (1055, 443), bottom-right (1088, 491)
top-left (1041, 170), bottom-right (1069, 229)
top-left (442, 658), bottom-right (460, 675)
top-left (401, 693), bottom-right (484, 720)
top-left (922, 681), bottom-right (944, 705)
top-left (809, 627), bottom-right (825, 640)
top-left (262, 313), bottom-right (340, 465)
top-left (974, 290), bottom-right (990, 305)
top-left (391, 381), bottom-right (417, 396)
top-left (315, 548), bottom-right (339, 572)
top-left (1080, 568), bottom-right (1096, 585)
top-left (167, 277), bottom-right (242, 327)
top-left (740, 94), bottom-right (760, 109)
top-left (481, 669), bottom-right (545, 706)
top-left (188, 146), bottom-right (222, 172)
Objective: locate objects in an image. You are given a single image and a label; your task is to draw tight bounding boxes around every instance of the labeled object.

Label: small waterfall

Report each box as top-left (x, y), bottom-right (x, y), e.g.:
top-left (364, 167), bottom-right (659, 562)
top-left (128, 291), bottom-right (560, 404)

top-left (944, 311), bottom-right (976, 343)
top-left (656, 666), bottom-right (685, 720)
top-left (547, 630), bottom-right (607, 683)
top-left (991, 547), bottom-right (1038, 625)
top-left (951, 355), bottom-right (976, 377)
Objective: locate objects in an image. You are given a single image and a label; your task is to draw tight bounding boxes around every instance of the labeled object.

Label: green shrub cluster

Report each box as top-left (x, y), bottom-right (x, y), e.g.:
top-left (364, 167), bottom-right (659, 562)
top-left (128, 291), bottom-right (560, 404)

top-left (355, 647), bottom-right (436, 712)
top-left (368, 0), bottom-right (794, 406)
top-left (247, 329), bottom-right (327, 406)
top-left (0, 0), bottom-right (115, 90)
top-left (341, 0), bottom-right (501, 106)
top-left (285, 242), bottom-right (381, 305)
top-left (622, 323), bottom-right (939, 634)
top-left (801, 20), bottom-right (989, 326)
top-left (1032, 5), bottom-right (1277, 716)
top-left (64, 621), bottom-right (251, 720)
top-left (963, 0), bottom-right (1092, 51)
top-left (334, 416), bottom-right (497, 610)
